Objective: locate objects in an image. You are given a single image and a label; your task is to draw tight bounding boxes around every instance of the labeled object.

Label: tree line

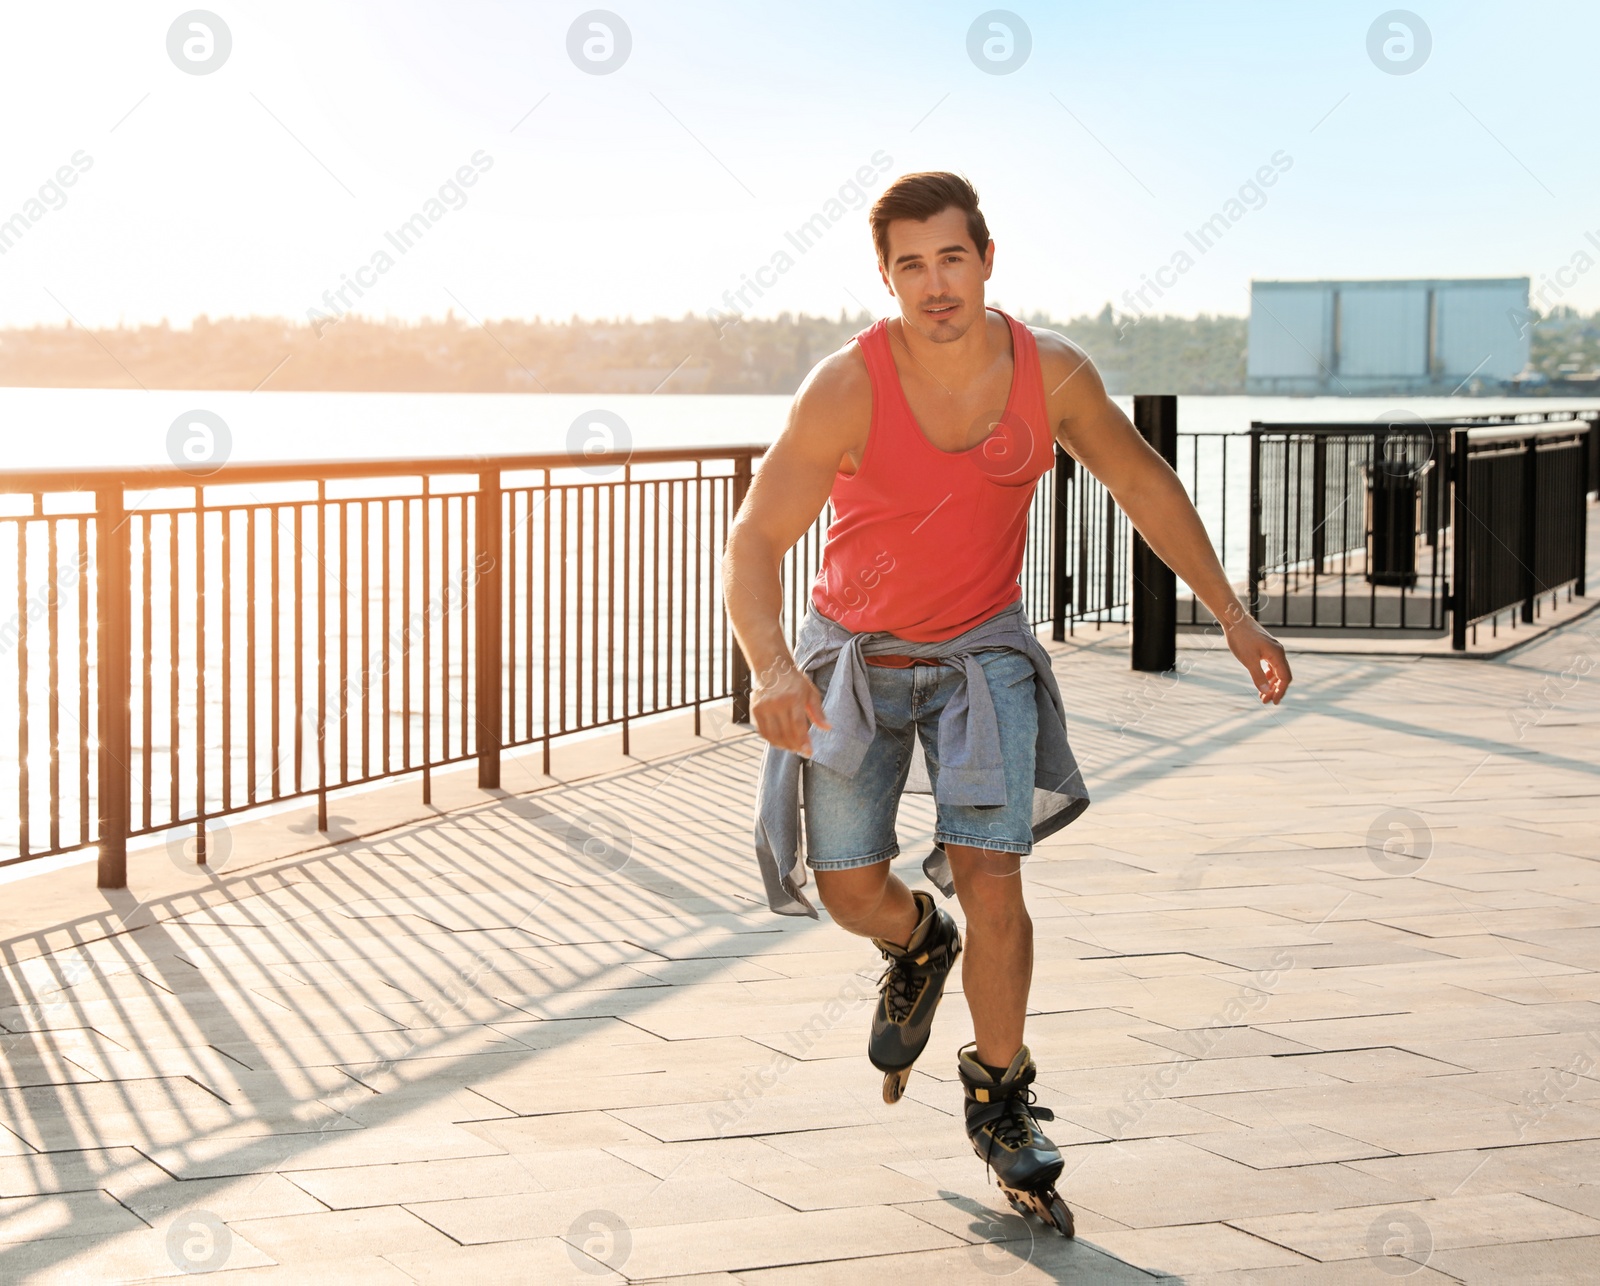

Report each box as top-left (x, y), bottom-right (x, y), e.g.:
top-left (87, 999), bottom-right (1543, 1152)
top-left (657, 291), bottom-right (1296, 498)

top-left (0, 305), bottom-right (1587, 395)
top-left (0, 308), bottom-right (1240, 394)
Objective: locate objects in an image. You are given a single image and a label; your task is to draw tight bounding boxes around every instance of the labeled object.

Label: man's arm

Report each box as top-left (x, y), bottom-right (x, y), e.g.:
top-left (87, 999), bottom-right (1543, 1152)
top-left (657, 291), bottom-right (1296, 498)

top-left (1035, 330), bottom-right (1291, 703)
top-left (721, 346), bottom-right (869, 751)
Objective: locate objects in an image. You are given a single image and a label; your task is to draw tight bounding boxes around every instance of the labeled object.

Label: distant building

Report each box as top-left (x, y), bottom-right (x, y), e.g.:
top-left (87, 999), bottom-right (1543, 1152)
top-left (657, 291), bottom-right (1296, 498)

top-left (1247, 277), bottom-right (1530, 395)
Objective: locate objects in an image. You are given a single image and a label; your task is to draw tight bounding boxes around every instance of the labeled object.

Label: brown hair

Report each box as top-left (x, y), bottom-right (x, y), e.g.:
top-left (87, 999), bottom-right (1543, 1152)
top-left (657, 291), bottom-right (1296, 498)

top-left (869, 171), bottom-right (990, 266)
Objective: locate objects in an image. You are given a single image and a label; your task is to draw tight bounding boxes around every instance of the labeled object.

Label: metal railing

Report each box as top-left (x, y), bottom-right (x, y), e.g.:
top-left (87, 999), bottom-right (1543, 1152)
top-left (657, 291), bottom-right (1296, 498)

top-left (2, 449), bottom-right (765, 884)
top-left (1247, 420), bottom-right (1452, 631)
top-left (1245, 410), bottom-right (1596, 637)
top-left (1, 437), bottom-right (1125, 884)
top-left (1173, 430), bottom-right (1250, 627)
top-left (1451, 418), bottom-right (1592, 648)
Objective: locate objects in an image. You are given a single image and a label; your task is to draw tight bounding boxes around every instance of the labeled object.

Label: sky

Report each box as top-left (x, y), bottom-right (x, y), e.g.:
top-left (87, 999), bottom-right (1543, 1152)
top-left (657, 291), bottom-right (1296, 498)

top-left (1, 0), bottom-right (1596, 333)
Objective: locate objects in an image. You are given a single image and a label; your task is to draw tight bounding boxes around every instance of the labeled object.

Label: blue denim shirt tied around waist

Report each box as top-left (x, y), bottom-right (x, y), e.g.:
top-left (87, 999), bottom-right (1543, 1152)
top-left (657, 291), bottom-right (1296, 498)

top-left (752, 598), bottom-right (1091, 918)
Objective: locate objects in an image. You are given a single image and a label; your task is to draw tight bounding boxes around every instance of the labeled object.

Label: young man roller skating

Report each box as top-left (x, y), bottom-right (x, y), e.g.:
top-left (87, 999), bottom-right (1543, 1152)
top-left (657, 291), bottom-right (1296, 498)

top-left (725, 172), bottom-right (1291, 1236)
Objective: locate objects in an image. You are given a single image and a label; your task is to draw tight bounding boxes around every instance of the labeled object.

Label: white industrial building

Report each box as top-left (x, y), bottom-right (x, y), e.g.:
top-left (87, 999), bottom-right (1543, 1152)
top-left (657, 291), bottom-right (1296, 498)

top-left (1246, 277), bottom-right (1530, 395)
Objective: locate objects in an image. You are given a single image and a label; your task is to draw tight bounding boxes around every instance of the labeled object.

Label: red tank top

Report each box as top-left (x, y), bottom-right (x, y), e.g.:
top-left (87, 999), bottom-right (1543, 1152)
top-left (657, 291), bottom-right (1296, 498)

top-left (810, 307), bottom-right (1056, 642)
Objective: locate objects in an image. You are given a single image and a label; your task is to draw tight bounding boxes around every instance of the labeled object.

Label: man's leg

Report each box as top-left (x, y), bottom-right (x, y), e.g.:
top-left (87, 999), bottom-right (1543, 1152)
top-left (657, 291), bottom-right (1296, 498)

top-left (817, 847), bottom-right (966, 1105)
top-left (813, 863), bottom-right (921, 946)
top-left (946, 840), bottom-right (1072, 1235)
top-left (945, 842), bottom-right (1031, 1067)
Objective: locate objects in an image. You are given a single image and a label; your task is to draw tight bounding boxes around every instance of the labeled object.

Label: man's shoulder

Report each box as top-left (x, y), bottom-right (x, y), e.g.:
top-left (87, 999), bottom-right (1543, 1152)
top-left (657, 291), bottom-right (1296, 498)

top-left (793, 336), bottom-right (872, 416)
top-left (1025, 324), bottom-right (1104, 415)
top-left (1025, 324), bottom-right (1092, 377)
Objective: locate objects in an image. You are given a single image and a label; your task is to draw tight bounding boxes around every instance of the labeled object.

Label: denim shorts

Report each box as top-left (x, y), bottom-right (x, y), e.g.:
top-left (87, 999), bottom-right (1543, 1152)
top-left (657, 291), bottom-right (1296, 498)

top-left (802, 647), bottom-right (1038, 869)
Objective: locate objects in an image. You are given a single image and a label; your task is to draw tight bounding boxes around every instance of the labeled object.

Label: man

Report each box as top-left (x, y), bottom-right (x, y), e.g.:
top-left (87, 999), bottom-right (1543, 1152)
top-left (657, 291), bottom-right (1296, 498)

top-left (722, 171), bottom-right (1291, 1235)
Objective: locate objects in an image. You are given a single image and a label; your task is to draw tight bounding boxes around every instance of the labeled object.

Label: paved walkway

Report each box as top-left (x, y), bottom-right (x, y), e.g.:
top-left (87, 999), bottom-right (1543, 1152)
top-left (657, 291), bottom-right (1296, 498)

top-left (2, 590), bottom-right (1599, 1282)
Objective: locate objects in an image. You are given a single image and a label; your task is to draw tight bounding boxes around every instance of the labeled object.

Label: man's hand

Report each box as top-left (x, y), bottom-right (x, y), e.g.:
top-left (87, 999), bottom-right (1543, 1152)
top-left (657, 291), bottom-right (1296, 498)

top-left (1223, 613), bottom-right (1292, 705)
top-left (750, 659), bottom-right (832, 756)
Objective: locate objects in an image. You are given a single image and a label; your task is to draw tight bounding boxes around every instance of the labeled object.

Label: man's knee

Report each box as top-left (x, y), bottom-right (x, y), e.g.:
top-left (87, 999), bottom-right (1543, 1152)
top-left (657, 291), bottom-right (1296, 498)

top-left (947, 843), bottom-right (1026, 884)
top-left (947, 845), bottom-right (1030, 926)
top-left (961, 879), bottom-right (1029, 919)
top-left (814, 865), bottom-right (891, 926)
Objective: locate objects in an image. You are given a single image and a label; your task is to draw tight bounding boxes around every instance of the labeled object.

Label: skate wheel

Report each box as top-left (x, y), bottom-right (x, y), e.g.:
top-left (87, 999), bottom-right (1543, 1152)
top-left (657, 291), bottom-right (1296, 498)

top-left (1045, 1194), bottom-right (1075, 1238)
top-left (997, 1183), bottom-right (1035, 1217)
top-left (882, 1067), bottom-right (910, 1105)
top-left (999, 1183), bottom-right (1074, 1238)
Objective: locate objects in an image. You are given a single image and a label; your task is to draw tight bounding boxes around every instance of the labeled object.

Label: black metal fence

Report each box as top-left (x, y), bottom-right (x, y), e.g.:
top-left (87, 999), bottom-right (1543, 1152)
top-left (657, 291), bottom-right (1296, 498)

top-left (1173, 430), bottom-right (1251, 627)
top-left (1244, 410), bottom-right (1596, 640)
top-left (1246, 419), bottom-right (1452, 631)
top-left (2, 450), bottom-right (766, 884)
top-left (0, 436), bottom-right (1125, 883)
top-left (1451, 418), bottom-right (1592, 648)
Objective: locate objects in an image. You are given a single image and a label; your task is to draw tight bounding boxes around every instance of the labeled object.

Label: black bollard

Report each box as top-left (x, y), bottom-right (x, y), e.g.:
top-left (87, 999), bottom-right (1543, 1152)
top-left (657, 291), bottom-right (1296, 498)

top-left (1131, 395), bottom-right (1178, 673)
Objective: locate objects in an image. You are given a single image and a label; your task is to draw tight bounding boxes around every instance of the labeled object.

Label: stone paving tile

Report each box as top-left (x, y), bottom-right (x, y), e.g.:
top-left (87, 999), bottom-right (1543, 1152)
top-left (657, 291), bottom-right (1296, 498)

top-left (1231, 1191), bottom-right (1600, 1264)
top-left (731, 1239), bottom-right (1161, 1283)
top-left (0, 1225), bottom-right (276, 1281)
top-left (228, 1203), bottom-right (456, 1263)
top-left (1457, 972), bottom-right (1600, 1004)
top-left (1425, 1234), bottom-right (1600, 1285)
top-left (386, 1236), bottom-right (629, 1283)
top-left (117, 1172), bottom-right (326, 1224)
top-left (1109, 977), bottom-right (1403, 1032)
top-left (600, 1206), bottom-right (963, 1279)
top-left (1252, 1004), bottom-right (1572, 1051)
top-left (1447, 1064), bottom-right (1600, 1105)
top-left (736, 1162), bottom-right (940, 1210)
top-left (458, 1108), bottom-right (661, 1153)
top-left (0, 1145), bottom-right (172, 1200)
top-left (208, 1256), bottom-right (419, 1283)
top-left (1, 1077), bottom-right (372, 1153)
top-left (481, 1013), bottom-right (662, 1050)
top-left (1189, 1082), bottom-right (1600, 1154)
top-left (765, 1119), bottom-right (977, 1172)
top-left (611, 1087), bottom-right (958, 1144)
top-left (1137, 1054), bottom-right (1354, 1097)
top-left (1057, 1138), bottom-right (1423, 1229)
top-left (603, 1136), bottom-right (821, 1183)
top-left (1532, 1183), bottom-right (1600, 1221)
top-left (204, 1029), bottom-right (463, 1073)
top-left (0, 1048), bottom-right (103, 1089)
top-left (462, 1033), bottom-right (776, 1084)
top-left (143, 1119), bottom-right (508, 1180)
top-left (1281, 1046), bottom-right (1472, 1081)
top-left (405, 1174), bottom-right (791, 1246)
top-left (0, 1187), bottom-right (146, 1241)
top-left (629, 1276), bottom-right (741, 1286)
top-left (1091, 1220), bottom-right (1315, 1275)
top-left (1133, 1025), bottom-right (1321, 1060)
top-left (1400, 1031), bottom-right (1600, 1073)
top-left (288, 1147), bottom-right (653, 1208)
top-left (1053, 1094), bottom-right (1240, 1143)
top-left (1345, 1139), bottom-right (1600, 1196)
top-left (1182, 1263), bottom-right (1461, 1284)
top-left (40, 1042), bottom-right (272, 1087)
top-left (1183, 1124), bottom-right (1393, 1168)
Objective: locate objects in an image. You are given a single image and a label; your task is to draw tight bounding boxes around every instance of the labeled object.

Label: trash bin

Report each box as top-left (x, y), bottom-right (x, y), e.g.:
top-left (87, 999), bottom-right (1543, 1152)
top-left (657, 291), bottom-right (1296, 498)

top-left (1363, 457), bottom-right (1431, 588)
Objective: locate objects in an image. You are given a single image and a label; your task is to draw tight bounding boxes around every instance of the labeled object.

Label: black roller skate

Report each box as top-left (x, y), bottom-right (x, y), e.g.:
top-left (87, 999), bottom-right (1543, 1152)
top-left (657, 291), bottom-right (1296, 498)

top-left (957, 1042), bottom-right (1075, 1237)
top-left (868, 888), bottom-right (963, 1104)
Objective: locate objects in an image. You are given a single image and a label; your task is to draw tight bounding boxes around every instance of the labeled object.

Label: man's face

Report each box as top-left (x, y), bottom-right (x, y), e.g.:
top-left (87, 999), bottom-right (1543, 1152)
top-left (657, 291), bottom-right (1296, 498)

top-left (878, 205), bottom-right (994, 344)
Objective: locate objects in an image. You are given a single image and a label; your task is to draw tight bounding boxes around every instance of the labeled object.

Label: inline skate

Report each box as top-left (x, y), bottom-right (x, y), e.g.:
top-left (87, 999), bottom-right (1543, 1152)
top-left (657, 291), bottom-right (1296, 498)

top-left (868, 888), bottom-right (962, 1104)
top-left (957, 1041), bottom-right (1074, 1237)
